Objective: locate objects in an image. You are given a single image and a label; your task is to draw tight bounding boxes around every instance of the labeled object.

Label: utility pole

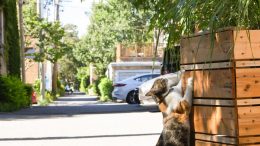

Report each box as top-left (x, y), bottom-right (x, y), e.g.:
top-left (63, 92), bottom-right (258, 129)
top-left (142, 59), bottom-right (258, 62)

top-left (51, 0), bottom-right (60, 96)
top-left (18, 0), bottom-right (25, 83)
top-left (55, 0), bottom-right (60, 21)
top-left (37, 0), bottom-right (45, 100)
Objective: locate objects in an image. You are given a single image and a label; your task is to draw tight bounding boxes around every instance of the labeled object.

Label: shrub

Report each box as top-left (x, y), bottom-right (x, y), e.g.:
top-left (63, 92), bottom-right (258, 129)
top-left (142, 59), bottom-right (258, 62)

top-left (57, 84), bottom-right (65, 97)
top-left (79, 76), bottom-right (89, 92)
top-left (24, 84), bottom-right (33, 106)
top-left (87, 84), bottom-right (97, 96)
top-left (0, 76), bottom-right (30, 112)
top-left (98, 77), bottom-right (113, 102)
top-left (33, 79), bottom-right (41, 94)
top-left (94, 77), bottom-right (103, 96)
top-left (57, 80), bottom-right (65, 97)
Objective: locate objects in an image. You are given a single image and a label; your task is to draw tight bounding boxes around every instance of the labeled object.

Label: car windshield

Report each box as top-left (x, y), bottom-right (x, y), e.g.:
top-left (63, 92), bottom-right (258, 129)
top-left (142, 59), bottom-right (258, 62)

top-left (134, 74), bottom-right (160, 82)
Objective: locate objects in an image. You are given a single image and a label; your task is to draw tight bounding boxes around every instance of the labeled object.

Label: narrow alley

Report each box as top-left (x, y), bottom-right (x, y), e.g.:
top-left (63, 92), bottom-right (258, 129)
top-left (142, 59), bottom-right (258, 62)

top-left (0, 94), bottom-right (162, 146)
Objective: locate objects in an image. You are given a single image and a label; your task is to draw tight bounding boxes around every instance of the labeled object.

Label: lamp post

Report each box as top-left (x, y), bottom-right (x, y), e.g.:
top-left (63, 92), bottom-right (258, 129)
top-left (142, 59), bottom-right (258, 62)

top-left (37, 0), bottom-right (45, 100)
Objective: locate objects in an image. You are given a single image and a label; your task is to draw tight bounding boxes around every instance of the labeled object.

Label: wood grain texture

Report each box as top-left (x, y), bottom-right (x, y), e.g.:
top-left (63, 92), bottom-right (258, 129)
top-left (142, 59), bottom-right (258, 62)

top-left (236, 60), bottom-right (260, 68)
top-left (236, 68), bottom-right (260, 98)
top-left (238, 106), bottom-right (260, 136)
top-left (180, 62), bottom-right (232, 70)
top-left (239, 136), bottom-right (260, 144)
top-left (234, 30), bottom-right (260, 60)
top-left (180, 30), bottom-right (233, 64)
top-left (195, 133), bottom-right (237, 144)
top-left (237, 98), bottom-right (260, 106)
top-left (195, 140), bottom-right (235, 146)
top-left (193, 99), bottom-right (235, 106)
top-left (193, 106), bottom-right (237, 136)
top-left (183, 70), bottom-right (234, 98)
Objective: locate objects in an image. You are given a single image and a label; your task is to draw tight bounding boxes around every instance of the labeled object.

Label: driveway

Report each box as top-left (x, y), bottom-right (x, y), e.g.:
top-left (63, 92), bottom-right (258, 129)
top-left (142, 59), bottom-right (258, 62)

top-left (0, 94), bottom-right (163, 146)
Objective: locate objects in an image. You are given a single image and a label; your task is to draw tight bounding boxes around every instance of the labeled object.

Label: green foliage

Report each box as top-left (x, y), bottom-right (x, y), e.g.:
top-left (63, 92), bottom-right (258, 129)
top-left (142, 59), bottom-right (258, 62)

top-left (79, 76), bottom-right (89, 92)
top-left (130, 0), bottom-right (260, 47)
top-left (0, 76), bottom-right (31, 112)
top-left (74, 0), bottom-right (153, 76)
top-left (87, 84), bottom-right (97, 96)
top-left (33, 79), bottom-right (41, 95)
top-left (94, 77), bottom-right (103, 96)
top-left (38, 91), bottom-right (55, 106)
top-left (45, 91), bottom-right (55, 102)
top-left (24, 0), bottom-right (70, 97)
top-left (1, 0), bottom-right (20, 77)
top-left (57, 80), bottom-right (65, 97)
top-left (57, 24), bottom-right (81, 90)
top-left (98, 77), bottom-right (113, 102)
top-left (24, 0), bottom-right (71, 64)
top-left (86, 76), bottom-right (103, 96)
top-left (76, 67), bottom-right (90, 80)
top-left (24, 84), bottom-right (33, 102)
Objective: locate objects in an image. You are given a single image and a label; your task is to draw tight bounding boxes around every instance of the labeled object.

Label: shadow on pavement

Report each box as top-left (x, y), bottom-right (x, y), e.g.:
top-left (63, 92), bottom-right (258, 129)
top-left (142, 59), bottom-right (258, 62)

top-left (0, 104), bottom-right (159, 120)
top-left (55, 97), bottom-right (97, 102)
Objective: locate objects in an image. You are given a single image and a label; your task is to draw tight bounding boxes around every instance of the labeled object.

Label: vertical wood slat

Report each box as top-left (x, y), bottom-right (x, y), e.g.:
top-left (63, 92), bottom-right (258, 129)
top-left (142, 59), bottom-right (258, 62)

top-left (180, 30), bottom-right (233, 64)
top-left (183, 69), bottom-right (234, 98)
top-left (193, 106), bottom-right (237, 136)
top-left (236, 68), bottom-right (260, 98)
top-left (180, 28), bottom-right (260, 145)
top-left (195, 133), bottom-right (237, 145)
top-left (234, 30), bottom-right (260, 60)
top-left (237, 106), bottom-right (260, 136)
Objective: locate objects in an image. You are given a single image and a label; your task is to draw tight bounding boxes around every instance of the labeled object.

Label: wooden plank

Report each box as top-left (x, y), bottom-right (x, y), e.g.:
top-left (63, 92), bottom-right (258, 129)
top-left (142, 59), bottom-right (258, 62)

top-left (193, 106), bottom-right (237, 136)
top-left (195, 140), bottom-right (235, 146)
top-left (234, 30), bottom-right (260, 60)
top-left (237, 98), bottom-right (260, 106)
top-left (236, 60), bottom-right (260, 68)
top-left (183, 70), bottom-right (234, 98)
top-left (239, 136), bottom-right (260, 144)
top-left (180, 30), bottom-right (233, 64)
top-left (238, 106), bottom-right (260, 136)
top-left (180, 62), bottom-right (232, 70)
top-left (193, 99), bottom-right (234, 106)
top-left (236, 68), bottom-right (260, 98)
top-left (195, 133), bottom-right (237, 144)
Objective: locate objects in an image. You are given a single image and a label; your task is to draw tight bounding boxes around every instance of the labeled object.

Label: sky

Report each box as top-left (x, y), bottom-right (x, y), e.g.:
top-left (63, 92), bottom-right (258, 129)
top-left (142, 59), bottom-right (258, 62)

top-left (41, 0), bottom-right (94, 37)
top-left (60, 0), bottom-right (94, 37)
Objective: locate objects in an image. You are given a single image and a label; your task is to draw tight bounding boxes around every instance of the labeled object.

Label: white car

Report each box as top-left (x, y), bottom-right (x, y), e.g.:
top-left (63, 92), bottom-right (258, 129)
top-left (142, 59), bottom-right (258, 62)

top-left (112, 73), bottom-right (160, 104)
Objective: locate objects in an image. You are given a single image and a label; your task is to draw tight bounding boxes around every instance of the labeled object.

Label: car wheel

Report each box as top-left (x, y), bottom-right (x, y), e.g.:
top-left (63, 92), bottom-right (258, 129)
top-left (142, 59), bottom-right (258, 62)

top-left (126, 90), bottom-right (140, 104)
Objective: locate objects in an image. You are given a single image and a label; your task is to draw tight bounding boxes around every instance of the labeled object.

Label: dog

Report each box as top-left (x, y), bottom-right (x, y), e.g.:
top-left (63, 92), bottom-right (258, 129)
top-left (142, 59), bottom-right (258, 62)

top-left (146, 77), bottom-right (193, 146)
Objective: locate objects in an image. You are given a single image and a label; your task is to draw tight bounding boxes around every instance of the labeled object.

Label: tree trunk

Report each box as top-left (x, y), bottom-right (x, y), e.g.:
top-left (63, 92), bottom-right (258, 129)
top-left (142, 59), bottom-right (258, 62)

top-left (52, 62), bottom-right (58, 98)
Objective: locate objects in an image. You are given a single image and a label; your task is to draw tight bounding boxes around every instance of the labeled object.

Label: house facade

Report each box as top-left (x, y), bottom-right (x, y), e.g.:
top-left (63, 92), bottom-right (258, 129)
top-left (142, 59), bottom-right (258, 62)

top-left (107, 43), bottom-right (164, 83)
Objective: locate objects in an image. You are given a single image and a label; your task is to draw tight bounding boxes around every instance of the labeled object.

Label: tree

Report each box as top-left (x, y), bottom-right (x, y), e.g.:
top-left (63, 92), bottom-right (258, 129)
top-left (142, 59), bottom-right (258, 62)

top-left (59, 24), bottom-right (81, 85)
top-left (23, 0), bottom-right (68, 97)
top-left (129, 0), bottom-right (260, 47)
top-left (74, 0), bottom-right (153, 76)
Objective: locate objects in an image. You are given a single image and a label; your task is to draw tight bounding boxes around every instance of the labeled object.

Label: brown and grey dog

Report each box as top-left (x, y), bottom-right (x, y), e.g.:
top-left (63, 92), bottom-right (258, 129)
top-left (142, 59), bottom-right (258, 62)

top-left (146, 77), bottom-right (193, 146)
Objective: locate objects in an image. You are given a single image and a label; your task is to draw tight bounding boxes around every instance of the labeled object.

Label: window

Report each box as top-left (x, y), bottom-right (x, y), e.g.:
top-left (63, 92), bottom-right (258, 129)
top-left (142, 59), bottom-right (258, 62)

top-left (135, 75), bottom-right (153, 82)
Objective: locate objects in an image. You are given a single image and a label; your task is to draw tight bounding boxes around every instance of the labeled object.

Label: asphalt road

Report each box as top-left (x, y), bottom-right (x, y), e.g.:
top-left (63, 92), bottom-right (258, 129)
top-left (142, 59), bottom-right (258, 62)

top-left (0, 94), bottom-right (163, 146)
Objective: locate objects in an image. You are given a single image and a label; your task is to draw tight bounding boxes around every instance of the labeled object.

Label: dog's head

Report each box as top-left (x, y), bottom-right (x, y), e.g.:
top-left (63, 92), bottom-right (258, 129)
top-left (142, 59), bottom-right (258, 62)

top-left (145, 78), bottom-right (169, 103)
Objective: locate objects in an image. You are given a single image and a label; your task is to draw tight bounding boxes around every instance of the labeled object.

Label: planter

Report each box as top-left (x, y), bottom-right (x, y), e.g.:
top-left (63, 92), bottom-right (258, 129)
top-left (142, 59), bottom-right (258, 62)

top-left (180, 28), bottom-right (260, 145)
